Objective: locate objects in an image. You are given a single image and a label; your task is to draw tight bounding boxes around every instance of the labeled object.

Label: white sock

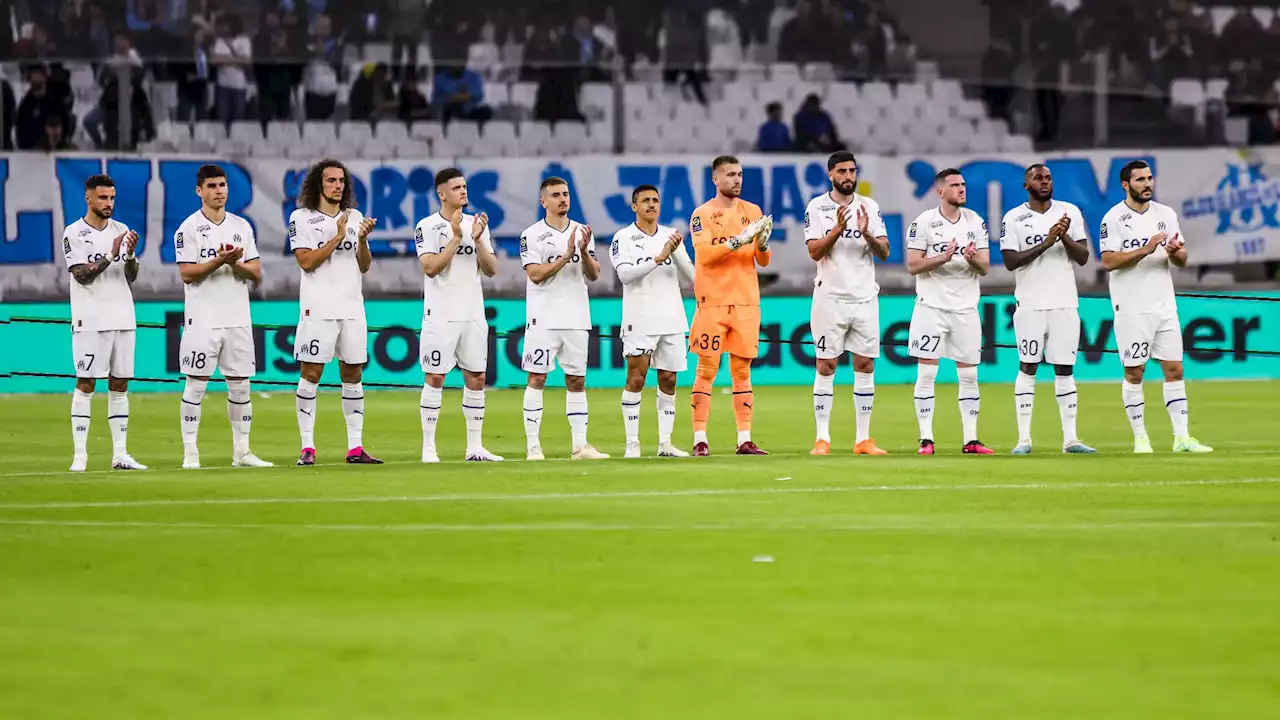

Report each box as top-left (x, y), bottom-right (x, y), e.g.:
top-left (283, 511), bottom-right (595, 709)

top-left (694, 430), bottom-right (708, 445)
top-left (463, 388), bottom-right (486, 453)
top-left (957, 366), bottom-right (980, 444)
top-left (854, 371), bottom-right (875, 444)
top-left (621, 390), bottom-right (642, 444)
top-left (1014, 371), bottom-right (1035, 443)
top-left (656, 390), bottom-right (676, 446)
top-left (296, 378), bottom-right (318, 450)
top-left (107, 390), bottom-right (129, 456)
top-left (71, 389), bottom-right (92, 455)
top-left (737, 429), bottom-right (751, 445)
top-left (567, 391), bottom-right (589, 450)
top-left (225, 378), bottom-right (251, 456)
top-left (1055, 374), bottom-right (1079, 444)
top-left (1163, 380), bottom-right (1189, 437)
top-left (813, 372), bottom-right (834, 442)
top-left (341, 382), bottom-right (364, 451)
top-left (1122, 381), bottom-right (1147, 437)
top-left (523, 386), bottom-right (544, 448)
top-left (181, 378), bottom-right (207, 452)
top-left (420, 384), bottom-right (442, 451)
top-left (914, 363), bottom-right (938, 441)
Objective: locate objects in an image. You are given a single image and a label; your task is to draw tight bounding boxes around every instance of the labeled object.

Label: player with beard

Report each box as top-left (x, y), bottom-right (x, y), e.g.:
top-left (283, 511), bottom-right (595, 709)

top-left (999, 164), bottom-right (1097, 455)
top-left (905, 168), bottom-right (993, 455)
top-left (688, 155), bottom-right (774, 456)
top-left (1099, 160), bottom-right (1212, 454)
top-left (803, 151), bottom-right (890, 456)
top-left (288, 159), bottom-right (382, 466)
top-left (62, 174), bottom-right (146, 472)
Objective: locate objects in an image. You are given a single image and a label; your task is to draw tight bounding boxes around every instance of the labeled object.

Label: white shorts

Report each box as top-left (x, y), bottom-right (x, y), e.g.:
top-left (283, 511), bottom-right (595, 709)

top-left (522, 327), bottom-right (589, 376)
top-left (1013, 307), bottom-right (1080, 366)
top-left (294, 316), bottom-right (369, 365)
top-left (1113, 312), bottom-right (1183, 367)
top-left (908, 304), bottom-right (982, 366)
top-left (71, 329), bottom-right (136, 379)
top-left (622, 331), bottom-right (688, 372)
top-left (421, 320), bottom-right (487, 375)
top-left (811, 296), bottom-right (880, 360)
top-left (179, 325), bottom-right (256, 377)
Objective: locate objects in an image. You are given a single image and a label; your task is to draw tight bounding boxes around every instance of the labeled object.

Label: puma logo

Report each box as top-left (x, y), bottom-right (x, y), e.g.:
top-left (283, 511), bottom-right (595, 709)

top-left (299, 409), bottom-right (312, 416)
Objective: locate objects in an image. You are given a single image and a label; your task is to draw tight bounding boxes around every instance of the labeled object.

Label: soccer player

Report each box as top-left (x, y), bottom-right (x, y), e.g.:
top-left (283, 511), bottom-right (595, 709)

top-left (174, 164), bottom-right (273, 469)
top-left (519, 177), bottom-right (609, 460)
top-left (804, 151), bottom-right (889, 456)
top-left (905, 168), bottom-right (994, 455)
top-left (288, 159), bottom-right (382, 466)
top-left (688, 155), bottom-right (774, 456)
top-left (62, 174), bottom-right (146, 472)
top-left (1099, 160), bottom-right (1212, 454)
top-left (1000, 164), bottom-right (1097, 455)
top-left (414, 168), bottom-right (503, 463)
top-left (609, 184), bottom-right (694, 458)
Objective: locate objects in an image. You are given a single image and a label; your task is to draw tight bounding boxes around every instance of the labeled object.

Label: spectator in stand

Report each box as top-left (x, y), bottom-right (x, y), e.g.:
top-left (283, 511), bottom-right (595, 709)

top-left (469, 21), bottom-right (502, 80)
top-left (389, 0), bottom-right (431, 82)
top-left (1219, 6), bottom-right (1266, 63)
top-left (399, 65), bottom-right (435, 122)
top-left (1226, 58), bottom-right (1276, 145)
top-left (1, 79), bottom-right (15, 150)
top-left (126, 0), bottom-right (183, 57)
top-left (39, 113), bottom-right (76, 151)
top-left (87, 66), bottom-right (155, 150)
top-left (793, 93), bottom-right (844, 153)
top-left (14, 23), bottom-right (53, 61)
top-left (757, 101), bottom-right (792, 152)
top-left (432, 64), bottom-right (494, 123)
top-left (1150, 18), bottom-right (1193, 85)
top-left (175, 24), bottom-right (212, 122)
top-left (303, 14), bottom-right (343, 120)
top-left (528, 24), bottom-right (585, 122)
top-left (16, 65), bottom-right (67, 150)
top-left (256, 15), bottom-right (302, 122)
top-left (55, 2), bottom-right (95, 60)
top-left (212, 14), bottom-right (253, 123)
top-left (350, 63), bottom-right (400, 123)
top-left (662, 8), bottom-right (709, 106)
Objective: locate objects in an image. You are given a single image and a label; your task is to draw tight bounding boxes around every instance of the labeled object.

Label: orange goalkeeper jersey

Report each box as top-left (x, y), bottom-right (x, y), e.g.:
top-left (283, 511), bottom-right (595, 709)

top-left (690, 198), bottom-right (771, 307)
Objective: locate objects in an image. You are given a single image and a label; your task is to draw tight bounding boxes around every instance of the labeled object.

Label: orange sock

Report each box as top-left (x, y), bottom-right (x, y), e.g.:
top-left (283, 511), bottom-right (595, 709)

top-left (730, 355), bottom-right (753, 432)
top-left (691, 355), bottom-right (719, 432)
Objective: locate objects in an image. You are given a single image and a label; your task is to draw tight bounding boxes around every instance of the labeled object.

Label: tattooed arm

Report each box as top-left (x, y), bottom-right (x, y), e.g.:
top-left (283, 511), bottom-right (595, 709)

top-left (123, 256), bottom-right (140, 284)
top-left (69, 257), bottom-right (113, 286)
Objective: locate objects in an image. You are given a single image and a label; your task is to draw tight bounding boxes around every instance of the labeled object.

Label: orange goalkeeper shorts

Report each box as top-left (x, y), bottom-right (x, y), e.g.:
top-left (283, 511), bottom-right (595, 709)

top-left (688, 304), bottom-right (761, 359)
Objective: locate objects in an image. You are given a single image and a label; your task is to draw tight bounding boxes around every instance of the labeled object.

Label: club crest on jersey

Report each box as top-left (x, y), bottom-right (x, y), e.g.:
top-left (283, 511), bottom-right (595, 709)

top-left (232, 234), bottom-right (242, 244)
top-left (1100, 223), bottom-right (1109, 239)
top-left (691, 216), bottom-right (702, 233)
top-left (1157, 221), bottom-right (1166, 231)
top-left (967, 231), bottom-right (975, 240)
top-left (175, 232), bottom-right (184, 249)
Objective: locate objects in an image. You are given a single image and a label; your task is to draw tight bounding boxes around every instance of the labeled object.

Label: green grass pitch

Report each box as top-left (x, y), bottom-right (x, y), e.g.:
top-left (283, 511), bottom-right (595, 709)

top-left (1, 380), bottom-right (1279, 718)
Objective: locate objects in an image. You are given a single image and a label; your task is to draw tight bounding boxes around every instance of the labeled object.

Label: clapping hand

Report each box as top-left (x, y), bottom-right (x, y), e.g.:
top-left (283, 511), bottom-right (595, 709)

top-left (657, 230), bottom-right (683, 262)
top-left (1147, 232), bottom-right (1168, 254)
top-left (472, 212), bottom-right (489, 241)
top-left (357, 216), bottom-right (377, 240)
top-left (1164, 233), bottom-right (1183, 254)
top-left (335, 209), bottom-right (352, 239)
top-left (856, 206), bottom-right (870, 238)
top-left (217, 244), bottom-right (244, 265)
top-left (962, 242), bottom-right (978, 261)
top-left (578, 225), bottom-right (594, 255)
top-left (834, 205), bottom-right (851, 233)
top-left (943, 239), bottom-right (960, 260)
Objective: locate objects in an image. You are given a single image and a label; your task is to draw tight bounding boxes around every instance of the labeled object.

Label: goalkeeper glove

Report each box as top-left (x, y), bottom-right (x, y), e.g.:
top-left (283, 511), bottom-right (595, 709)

top-left (756, 215), bottom-right (774, 252)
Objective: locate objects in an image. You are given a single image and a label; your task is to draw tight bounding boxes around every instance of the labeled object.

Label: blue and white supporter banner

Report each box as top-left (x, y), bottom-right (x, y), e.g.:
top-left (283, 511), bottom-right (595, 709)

top-left (1, 148), bottom-right (1278, 285)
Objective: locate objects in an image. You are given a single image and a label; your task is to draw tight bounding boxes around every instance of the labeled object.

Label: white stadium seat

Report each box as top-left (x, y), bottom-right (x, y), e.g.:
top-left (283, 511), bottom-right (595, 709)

top-left (482, 121), bottom-right (519, 157)
top-left (517, 121), bottom-right (553, 156)
top-left (1170, 78), bottom-right (1205, 108)
top-left (509, 82), bottom-right (537, 110)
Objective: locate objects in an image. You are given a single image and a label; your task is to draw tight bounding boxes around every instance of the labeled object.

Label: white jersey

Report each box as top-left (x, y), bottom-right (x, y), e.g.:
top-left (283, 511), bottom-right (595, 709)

top-left (999, 200), bottom-right (1087, 311)
top-left (61, 217), bottom-right (136, 332)
top-left (519, 218), bottom-right (594, 331)
top-left (1099, 201), bottom-right (1180, 316)
top-left (906, 206), bottom-right (989, 312)
top-left (414, 211), bottom-right (492, 324)
top-left (288, 207), bottom-right (367, 321)
top-left (609, 223), bottom-right (693, 336)
top-left (174, 210), bottom-right (259, 329)
top-left (804, 191), bottom-right (887, 303)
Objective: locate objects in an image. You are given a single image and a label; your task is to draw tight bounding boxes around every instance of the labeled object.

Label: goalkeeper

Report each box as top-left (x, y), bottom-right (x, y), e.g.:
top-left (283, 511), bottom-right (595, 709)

top-left (687, 155), bottom-right (774, 456)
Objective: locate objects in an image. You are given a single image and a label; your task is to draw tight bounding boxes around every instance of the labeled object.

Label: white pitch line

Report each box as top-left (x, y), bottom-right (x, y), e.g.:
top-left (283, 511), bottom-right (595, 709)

top-left (0, 518), bottom-right (1273, 533)
top-left (0, 477), bottom-right (1276, 511)
top-left (4, 448), bottom-right (1279, 481)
